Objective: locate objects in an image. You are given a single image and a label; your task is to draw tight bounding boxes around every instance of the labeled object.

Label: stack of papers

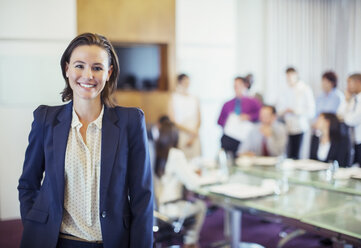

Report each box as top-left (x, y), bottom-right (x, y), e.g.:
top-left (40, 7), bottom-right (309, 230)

top-left (334, 167), bottom-right (361, 180)
top-left (282, 159), bottom-right (330, 171)
top-left (208, 180), bottom-right (277, 199)
top-left (198, 170), bottom-right (226, 186)
top-left (236, 156), bottom-right (279, 167)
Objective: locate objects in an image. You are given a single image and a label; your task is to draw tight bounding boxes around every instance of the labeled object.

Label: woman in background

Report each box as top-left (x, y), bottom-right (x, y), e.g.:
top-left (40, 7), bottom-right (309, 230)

top-left (18, 33), bottom-right (153, 248)
top-left (154, 117), bottom-right (206, 248)
top-left (169, 73), bottom-right (202, 160)
top-left (310, 113), bottom-right (351, 167)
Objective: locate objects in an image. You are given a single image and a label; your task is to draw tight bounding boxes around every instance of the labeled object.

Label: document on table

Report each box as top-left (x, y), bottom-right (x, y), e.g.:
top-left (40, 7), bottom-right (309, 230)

top-left (282, 159), bottom-right (330, 171)
top-left (208, 181), bottom-right (276, 199)
top-left (236, 156), bottom-right (279, 167)
top-left (198, 170), bottom-right (226, 186)
top-left (333, 167), bottom-right (361, 180)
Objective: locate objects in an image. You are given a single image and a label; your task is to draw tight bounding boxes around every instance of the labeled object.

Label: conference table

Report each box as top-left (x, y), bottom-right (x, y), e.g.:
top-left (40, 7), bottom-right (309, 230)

top-left (195, 160), bottom-right (361, 248)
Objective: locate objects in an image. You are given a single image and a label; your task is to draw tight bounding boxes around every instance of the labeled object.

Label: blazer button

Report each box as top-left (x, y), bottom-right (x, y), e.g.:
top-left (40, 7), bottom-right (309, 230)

top-left (101, 211), bottom-right (107, 218)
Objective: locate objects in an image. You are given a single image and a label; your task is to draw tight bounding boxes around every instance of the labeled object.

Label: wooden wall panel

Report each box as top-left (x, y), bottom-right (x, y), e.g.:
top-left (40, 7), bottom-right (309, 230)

top-left (77, 0), bottom-right (176, 90)
top-left (77, 0), bottom-right (176, 122)
top-left (113, 91), bottom-right (171, 124)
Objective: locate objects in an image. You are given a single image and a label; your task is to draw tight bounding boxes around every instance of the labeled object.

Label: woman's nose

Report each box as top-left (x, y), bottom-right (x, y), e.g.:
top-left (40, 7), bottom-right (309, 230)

top-left (83, 67), bottom-right (93, 79)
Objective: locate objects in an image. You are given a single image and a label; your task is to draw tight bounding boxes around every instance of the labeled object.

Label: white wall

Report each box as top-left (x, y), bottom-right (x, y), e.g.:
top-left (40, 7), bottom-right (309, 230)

top-left (0, 0), bottom-right (76, 220)
top-left (235, 0), bottom-right (265, 94)
top-left (176, 0), bottom-right (238, 159)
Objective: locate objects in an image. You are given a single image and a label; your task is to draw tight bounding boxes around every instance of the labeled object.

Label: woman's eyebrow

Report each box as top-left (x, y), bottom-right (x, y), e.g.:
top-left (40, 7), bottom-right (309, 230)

top-left (92, 63), bottom-right (105, 66)
top-left (72, 60), bottom-right (85, 64)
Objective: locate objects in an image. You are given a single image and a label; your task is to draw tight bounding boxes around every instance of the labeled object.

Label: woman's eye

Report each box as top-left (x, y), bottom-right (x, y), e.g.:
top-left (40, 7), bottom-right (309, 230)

top-left (75, 64), bottom-right (84, 69)
top-left (93, 66), bottom-right (103, 71)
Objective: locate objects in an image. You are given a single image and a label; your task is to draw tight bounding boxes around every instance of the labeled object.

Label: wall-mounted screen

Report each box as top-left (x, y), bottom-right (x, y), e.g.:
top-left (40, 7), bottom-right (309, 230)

top-left (114, 44), bottom-right (160, 90)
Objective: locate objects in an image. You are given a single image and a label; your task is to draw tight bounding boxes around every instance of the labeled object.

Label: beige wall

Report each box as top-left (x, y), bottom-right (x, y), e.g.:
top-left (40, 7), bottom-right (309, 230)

top-left (77, 0), bottom-right (176, 122)
top-left (77, 0), bottom-right (176, 91)
top-left (114, 91), bottom-right (171, 124)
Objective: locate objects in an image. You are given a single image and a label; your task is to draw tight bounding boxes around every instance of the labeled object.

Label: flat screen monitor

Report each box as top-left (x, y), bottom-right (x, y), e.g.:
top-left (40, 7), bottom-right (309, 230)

top-left (114, 44), bottom-right (160, 90)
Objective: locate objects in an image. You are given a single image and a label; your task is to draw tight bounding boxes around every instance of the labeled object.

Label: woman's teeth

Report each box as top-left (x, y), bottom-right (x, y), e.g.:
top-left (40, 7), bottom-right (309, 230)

top-left (79, 83), bottom-right (95, 88)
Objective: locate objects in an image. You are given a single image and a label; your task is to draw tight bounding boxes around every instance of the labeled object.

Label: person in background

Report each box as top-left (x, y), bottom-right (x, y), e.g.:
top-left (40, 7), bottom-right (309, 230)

top-left (310, 113), bottom-right (351, 167)
top-left (315, 71), bottom-right (344, 117)
top-left (18, 33), bottom-right (153, 248)
top-left (277, 67), bottom-right (315, 159)
top-left (154, 118), bottom-right (206, 248)
top-left (239, 105), bottom-right (287, 157)
top-left (245, 73), bottom-right (264, 103)
top-left (338, 73), bottom-right (361, 166)
top-left (169, 74), bottom-right (202, 160)
top-left (218, 76), bottom-right (262, 157)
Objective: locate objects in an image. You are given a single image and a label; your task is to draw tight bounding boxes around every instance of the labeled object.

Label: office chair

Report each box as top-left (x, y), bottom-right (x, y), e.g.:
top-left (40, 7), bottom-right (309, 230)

top-left (153, 208), bottom-right (196, 247)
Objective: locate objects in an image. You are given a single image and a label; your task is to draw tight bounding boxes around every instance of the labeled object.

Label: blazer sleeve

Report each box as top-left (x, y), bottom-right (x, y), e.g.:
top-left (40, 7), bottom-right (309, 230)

top-left (309, 135), bottom-right (319, 161)
top-left (127, 108), bottom-right (154, 247)
top-left (18, 105), bottom-right (47, 221)
top-left (336, 136), bottom-right (352, 167)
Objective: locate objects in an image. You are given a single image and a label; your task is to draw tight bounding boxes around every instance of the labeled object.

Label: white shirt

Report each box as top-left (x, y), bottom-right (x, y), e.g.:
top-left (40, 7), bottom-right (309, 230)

top-left (239, 121), bottom-right (288, 157)
top-left (277, 81), bottom-right (315, 134)
top-left (171, 92), bottom-right (200, 131)
top-left (317, 142), bottom-right (331, 161)
top-left (60, 106), bottom-right (104, 241)
top-left (338, 92), bottom-right (361, 144)
top-left (154, 148), bottom-right (200, 205)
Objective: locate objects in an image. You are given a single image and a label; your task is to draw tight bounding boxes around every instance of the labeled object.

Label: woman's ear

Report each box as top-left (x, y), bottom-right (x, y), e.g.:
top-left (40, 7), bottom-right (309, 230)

top-left (65, 62), bottom-right (69, 78)
top-left (107, 65), bottom-right (113, 82)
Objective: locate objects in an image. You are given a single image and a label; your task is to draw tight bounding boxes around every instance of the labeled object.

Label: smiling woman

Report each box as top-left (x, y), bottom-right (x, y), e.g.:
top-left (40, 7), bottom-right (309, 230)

top-left (17, 33), bottom-right (154, 248)
top-left (60, 33), bottom-right (119, 108)
top-left (65, 45), bottom-right (112, 110)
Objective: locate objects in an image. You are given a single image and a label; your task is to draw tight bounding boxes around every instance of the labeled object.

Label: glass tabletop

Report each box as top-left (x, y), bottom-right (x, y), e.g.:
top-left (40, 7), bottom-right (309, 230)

top-left (236, 163), bottom-right (361, 196)
top-left (197, 171), bottom-right (361, 240)
top-left (301, 202), bottom-right (361, 240)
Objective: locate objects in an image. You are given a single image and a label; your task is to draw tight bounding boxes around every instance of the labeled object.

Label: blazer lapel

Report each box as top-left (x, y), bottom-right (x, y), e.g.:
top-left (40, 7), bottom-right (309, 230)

top-left (100, 107), bottom-right (120, 206)
top-left (53, 102), bottom-right (72, 206)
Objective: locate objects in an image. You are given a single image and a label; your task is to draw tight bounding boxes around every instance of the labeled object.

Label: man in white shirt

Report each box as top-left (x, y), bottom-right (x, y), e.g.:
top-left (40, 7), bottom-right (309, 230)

top-left (338, 73), bottom-right (361, 166)
top-left (277, 67), bottom-right (315, 159)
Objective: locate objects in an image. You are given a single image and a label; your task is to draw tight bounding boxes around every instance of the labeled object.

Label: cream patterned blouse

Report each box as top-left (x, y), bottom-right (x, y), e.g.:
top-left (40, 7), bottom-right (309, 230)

top-left (60, 106), bottom-right (104, 241)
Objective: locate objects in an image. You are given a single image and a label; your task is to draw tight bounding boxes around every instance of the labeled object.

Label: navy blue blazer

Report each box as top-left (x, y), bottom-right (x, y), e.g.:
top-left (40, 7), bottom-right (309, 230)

top-left (309, 134), bottom-right (352, 167)
top-left (18, 102), bottom-right (153, 248)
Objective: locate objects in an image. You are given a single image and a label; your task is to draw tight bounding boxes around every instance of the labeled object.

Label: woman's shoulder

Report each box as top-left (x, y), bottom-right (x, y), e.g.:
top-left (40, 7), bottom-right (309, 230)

top-left (168, 148), bottom-right (189, 165)
top-left (168, 147), bottom-right (185, 158)
top-left (111, 106), bottom-right (145, 120)
top-left (32, 103), bottom-right (70, 121)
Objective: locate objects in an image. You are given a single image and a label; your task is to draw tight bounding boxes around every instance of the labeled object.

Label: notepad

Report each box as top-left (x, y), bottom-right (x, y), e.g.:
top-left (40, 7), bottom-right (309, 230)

top-left (333, 167), bottom-right (361, 180)
top-left (282, 159), bottom-right (330, 171)
top-left (198, 170), bottom-right (226, 186)
top-left (208, 180), bottom-right (276, 199)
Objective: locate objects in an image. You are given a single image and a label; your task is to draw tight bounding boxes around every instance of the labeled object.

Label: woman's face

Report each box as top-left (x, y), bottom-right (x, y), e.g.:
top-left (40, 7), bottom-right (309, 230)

top-left (66, 45), bottom-right (113, 102)
top-left (315, 115), bottom-right (329, 132)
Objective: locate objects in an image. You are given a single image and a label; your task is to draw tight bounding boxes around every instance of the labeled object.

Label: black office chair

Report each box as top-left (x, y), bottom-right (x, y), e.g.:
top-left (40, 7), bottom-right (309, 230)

top-left (153, 209), bottom-right (196, 247)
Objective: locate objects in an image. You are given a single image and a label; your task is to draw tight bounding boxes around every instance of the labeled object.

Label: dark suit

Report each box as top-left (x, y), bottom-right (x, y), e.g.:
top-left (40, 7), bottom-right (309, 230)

top-left (18, 102), bottom-right (153, 248)
top-left (310, 133), bottom-right (352, 167)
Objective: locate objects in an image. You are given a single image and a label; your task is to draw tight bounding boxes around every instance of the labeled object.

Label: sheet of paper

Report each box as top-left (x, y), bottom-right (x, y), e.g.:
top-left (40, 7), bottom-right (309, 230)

top-left (208, 182), bottom-right (276, 199)
top-left (236, 156), bottom-right (279, 167)
top-left (198, 170), bottom-right (226, 186)
top-left (282, 159), bottom-right (330, 171)
top-left (334, 167), bottom-right (361, 180)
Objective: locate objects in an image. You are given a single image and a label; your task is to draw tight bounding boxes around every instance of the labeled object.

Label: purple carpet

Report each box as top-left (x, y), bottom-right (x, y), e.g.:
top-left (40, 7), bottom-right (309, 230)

top-left (199, 208), bottom-right (330, 248)
top-left (0, 209), bottom-right (331, 248)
